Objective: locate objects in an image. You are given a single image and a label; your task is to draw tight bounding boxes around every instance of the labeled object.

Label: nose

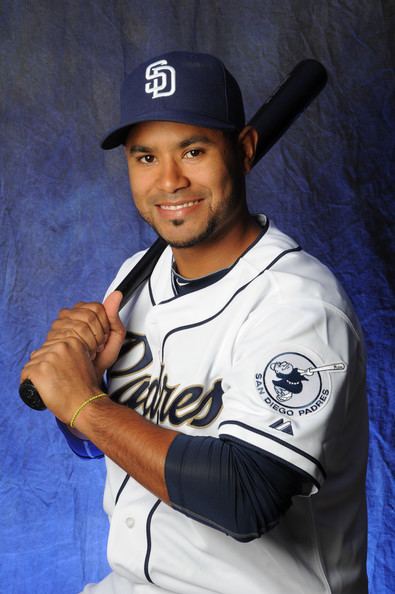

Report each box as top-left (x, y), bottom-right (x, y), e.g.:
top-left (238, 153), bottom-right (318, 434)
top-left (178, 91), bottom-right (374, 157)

top-left (156, 158), bottom-right (190, 194)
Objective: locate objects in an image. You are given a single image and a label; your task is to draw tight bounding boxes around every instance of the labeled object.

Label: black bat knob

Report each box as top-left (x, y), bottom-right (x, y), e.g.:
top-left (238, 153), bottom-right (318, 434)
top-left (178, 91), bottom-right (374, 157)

top-left (19, 379), bottom-right (47, 411)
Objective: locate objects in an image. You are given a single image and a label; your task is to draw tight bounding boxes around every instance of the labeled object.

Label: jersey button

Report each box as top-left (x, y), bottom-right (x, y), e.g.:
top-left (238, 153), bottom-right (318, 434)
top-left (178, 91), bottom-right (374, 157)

top-left (125, 516), bottom-right (135, 529)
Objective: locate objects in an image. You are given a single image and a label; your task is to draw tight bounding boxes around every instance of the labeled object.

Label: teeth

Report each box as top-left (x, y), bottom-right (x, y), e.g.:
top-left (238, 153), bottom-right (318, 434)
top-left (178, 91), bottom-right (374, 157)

top-left (160, 200), bottom-right (200, 211)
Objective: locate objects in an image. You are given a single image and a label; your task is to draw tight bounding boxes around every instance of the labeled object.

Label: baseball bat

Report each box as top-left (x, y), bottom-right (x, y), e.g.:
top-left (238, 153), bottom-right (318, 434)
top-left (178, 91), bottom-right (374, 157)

top-left (19, 59), bottom-right (327, 411)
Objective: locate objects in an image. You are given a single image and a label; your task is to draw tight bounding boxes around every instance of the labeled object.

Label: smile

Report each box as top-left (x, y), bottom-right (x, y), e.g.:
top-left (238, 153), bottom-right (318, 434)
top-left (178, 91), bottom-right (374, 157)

top-left (158, 200), bottom-right (202, 211)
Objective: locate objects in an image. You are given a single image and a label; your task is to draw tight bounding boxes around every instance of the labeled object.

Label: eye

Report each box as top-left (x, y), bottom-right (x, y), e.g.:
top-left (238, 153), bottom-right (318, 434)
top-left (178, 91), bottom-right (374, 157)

top-left (138, 154), bottom-right (156, 164)
top-left (184, 148), bottom-right (203, 159)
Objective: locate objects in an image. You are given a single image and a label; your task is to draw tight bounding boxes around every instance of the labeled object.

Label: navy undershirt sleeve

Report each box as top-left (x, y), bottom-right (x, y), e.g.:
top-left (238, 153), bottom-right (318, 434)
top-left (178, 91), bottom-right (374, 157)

top-left (165, 433), bottom-right (306, 542)
top-left (56, 419), bottom-right (104, 459)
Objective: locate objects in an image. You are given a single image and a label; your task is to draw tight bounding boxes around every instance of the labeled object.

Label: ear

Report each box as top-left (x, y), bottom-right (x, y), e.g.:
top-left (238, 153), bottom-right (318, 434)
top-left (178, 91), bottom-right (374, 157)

top-left (238, 126), bottom-right (259, 173)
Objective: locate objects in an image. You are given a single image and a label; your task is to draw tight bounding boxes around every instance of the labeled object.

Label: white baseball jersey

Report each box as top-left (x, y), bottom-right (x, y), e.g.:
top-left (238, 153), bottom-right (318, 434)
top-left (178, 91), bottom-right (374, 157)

top-left (84, 215), bottom-right (368, 594)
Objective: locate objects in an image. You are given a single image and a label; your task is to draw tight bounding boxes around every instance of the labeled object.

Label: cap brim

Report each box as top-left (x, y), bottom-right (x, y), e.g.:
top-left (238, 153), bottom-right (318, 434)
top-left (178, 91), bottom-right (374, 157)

top-left (101, 125), bottom-right (132, 150)
top-left (100, 111), bottom-right (240, 150)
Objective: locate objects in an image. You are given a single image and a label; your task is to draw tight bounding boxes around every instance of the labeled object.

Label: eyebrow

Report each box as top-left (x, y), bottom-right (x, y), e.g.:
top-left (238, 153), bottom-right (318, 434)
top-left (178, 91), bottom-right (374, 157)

top-left (128, 135), bottom-right (215, 154)
top-left (128, 144), bottom-right (153, 154)
top-left (178, 135), bottom-right (214, 148)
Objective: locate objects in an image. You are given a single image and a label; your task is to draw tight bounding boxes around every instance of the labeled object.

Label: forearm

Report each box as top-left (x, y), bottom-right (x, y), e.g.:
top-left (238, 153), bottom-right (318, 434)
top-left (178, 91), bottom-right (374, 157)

top-left (73, 395), bottom-right (179, 502)
top-left (20, 293), bottom-right (179, 498)
top-left (61, 395), bottom-right (305, 540)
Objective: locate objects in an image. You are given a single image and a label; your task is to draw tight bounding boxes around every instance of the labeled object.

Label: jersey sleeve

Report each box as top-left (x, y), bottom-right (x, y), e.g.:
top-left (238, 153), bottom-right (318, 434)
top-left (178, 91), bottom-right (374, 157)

top-left (218, 297), bottom-right (365, 493)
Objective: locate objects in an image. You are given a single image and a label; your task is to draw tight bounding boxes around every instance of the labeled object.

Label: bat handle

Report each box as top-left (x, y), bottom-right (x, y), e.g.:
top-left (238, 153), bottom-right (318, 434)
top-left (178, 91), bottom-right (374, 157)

top-left (19, 379), bottom-right (47, 411)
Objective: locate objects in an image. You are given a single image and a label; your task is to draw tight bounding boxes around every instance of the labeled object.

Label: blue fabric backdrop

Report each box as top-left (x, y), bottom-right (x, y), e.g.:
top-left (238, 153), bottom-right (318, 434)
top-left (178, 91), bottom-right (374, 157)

top-left (1, 1), bottom-right (393, 592)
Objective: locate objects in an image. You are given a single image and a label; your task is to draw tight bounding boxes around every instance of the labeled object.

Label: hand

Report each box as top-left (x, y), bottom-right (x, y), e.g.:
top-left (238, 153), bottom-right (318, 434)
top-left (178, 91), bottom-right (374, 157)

top-left (20, 291), bottom-right (126, 423)
top-left (44, 291), bottom-right (125, 381)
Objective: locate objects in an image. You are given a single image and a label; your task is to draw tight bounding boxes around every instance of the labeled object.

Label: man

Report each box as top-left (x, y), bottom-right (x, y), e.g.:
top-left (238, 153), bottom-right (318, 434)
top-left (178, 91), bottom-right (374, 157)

top-left (22, 51), bottom-right (369, 593)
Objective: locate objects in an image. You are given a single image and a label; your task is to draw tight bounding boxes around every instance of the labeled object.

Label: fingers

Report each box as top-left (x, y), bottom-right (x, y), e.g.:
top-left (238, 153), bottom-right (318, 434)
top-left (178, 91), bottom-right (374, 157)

top-left (30, 337), bottom-right (98, 361)
top-left (25, 335), bottom-right (89, 363)
top-left (21, 337), bottom-right (88, 390)
top-left (59, 301), bottom-right (110, 336)
top-left (48, 301), bottom-right (110, 357)
top-left (94, 292), bottom-right (126, 378)
top-left (103, 291), bottom-right (124, 336)
top-left (47, 320), bottom-right (106, 358)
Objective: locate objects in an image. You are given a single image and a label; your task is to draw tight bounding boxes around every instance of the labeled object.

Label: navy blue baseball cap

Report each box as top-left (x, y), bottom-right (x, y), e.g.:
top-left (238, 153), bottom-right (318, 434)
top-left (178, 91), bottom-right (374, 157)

top-left (101, 51), bottom-right (245, 150)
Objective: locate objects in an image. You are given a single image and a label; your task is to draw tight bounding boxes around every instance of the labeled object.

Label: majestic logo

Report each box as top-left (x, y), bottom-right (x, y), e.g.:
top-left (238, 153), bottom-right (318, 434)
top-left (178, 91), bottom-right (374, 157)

top-left (145, 59), bottom-right (176, 98)
top-left (269, 418), bottom-right (294, 435)
top-left (255, 352), bottom-right (346, 417)
top-left (108, 332), bottom-right (223, 428)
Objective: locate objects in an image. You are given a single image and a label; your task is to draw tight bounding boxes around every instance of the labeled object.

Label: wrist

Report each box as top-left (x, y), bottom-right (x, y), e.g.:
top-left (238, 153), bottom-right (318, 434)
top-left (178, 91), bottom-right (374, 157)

top-left (69, 392), bottom-right (108, 429)
top-left (71, 393), bottom-right (116, 435)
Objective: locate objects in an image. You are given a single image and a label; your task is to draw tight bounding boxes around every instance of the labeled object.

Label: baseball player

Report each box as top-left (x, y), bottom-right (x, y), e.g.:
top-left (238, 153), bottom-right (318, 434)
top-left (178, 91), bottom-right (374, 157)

top-left (22, 52), bottom-right (369, 593)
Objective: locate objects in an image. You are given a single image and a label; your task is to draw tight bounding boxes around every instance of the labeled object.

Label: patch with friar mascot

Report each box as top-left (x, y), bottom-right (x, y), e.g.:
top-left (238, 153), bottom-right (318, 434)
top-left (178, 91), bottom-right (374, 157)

top-left (255, 352), bottom-right (346, 417)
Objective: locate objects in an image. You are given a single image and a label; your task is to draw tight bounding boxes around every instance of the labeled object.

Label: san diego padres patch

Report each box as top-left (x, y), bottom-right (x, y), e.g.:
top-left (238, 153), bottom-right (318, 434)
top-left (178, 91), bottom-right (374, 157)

top-left (255, 352), bottom-right (346, 417)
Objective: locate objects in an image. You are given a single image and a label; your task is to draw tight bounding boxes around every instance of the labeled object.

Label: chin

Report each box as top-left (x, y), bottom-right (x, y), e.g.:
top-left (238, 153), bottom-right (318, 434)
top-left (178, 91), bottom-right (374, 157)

top-left (159, 218), bottom-right (218, 249)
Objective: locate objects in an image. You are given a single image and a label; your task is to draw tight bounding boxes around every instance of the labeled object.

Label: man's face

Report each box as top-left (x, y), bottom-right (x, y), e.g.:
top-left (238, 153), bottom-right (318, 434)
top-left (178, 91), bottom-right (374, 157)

top-left (124, 121), bottom-right (248, 248)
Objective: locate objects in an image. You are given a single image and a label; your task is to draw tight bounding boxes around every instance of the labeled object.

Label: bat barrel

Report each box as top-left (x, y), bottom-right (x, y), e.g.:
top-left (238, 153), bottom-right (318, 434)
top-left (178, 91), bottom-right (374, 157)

top-left (251, 59), bottom-right (327, 165)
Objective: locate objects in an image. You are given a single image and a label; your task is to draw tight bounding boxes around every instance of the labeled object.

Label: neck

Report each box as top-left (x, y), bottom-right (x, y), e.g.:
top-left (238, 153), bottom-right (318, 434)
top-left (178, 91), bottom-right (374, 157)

top-left (171, 214), bottom-right (262, 279)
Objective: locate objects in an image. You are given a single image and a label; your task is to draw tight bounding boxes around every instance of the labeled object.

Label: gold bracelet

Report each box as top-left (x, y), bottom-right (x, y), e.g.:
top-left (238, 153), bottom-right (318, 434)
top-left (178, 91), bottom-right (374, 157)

top-left (69, 393), bottom-right (108, 428)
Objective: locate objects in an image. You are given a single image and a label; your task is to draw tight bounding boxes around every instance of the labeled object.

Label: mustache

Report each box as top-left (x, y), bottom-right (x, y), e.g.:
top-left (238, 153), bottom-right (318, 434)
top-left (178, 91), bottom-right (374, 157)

top-left (152, 189), bottom-right (208, 203)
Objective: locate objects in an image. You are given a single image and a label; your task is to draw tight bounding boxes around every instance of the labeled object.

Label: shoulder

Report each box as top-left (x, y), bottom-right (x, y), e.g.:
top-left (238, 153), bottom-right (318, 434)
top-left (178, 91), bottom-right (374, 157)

top-left (104, 248), bottom-right (149, 298)
top-left (247, 217), bottom-right (357, 324)
top-left (104, 244), bottom-right (175, 307)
